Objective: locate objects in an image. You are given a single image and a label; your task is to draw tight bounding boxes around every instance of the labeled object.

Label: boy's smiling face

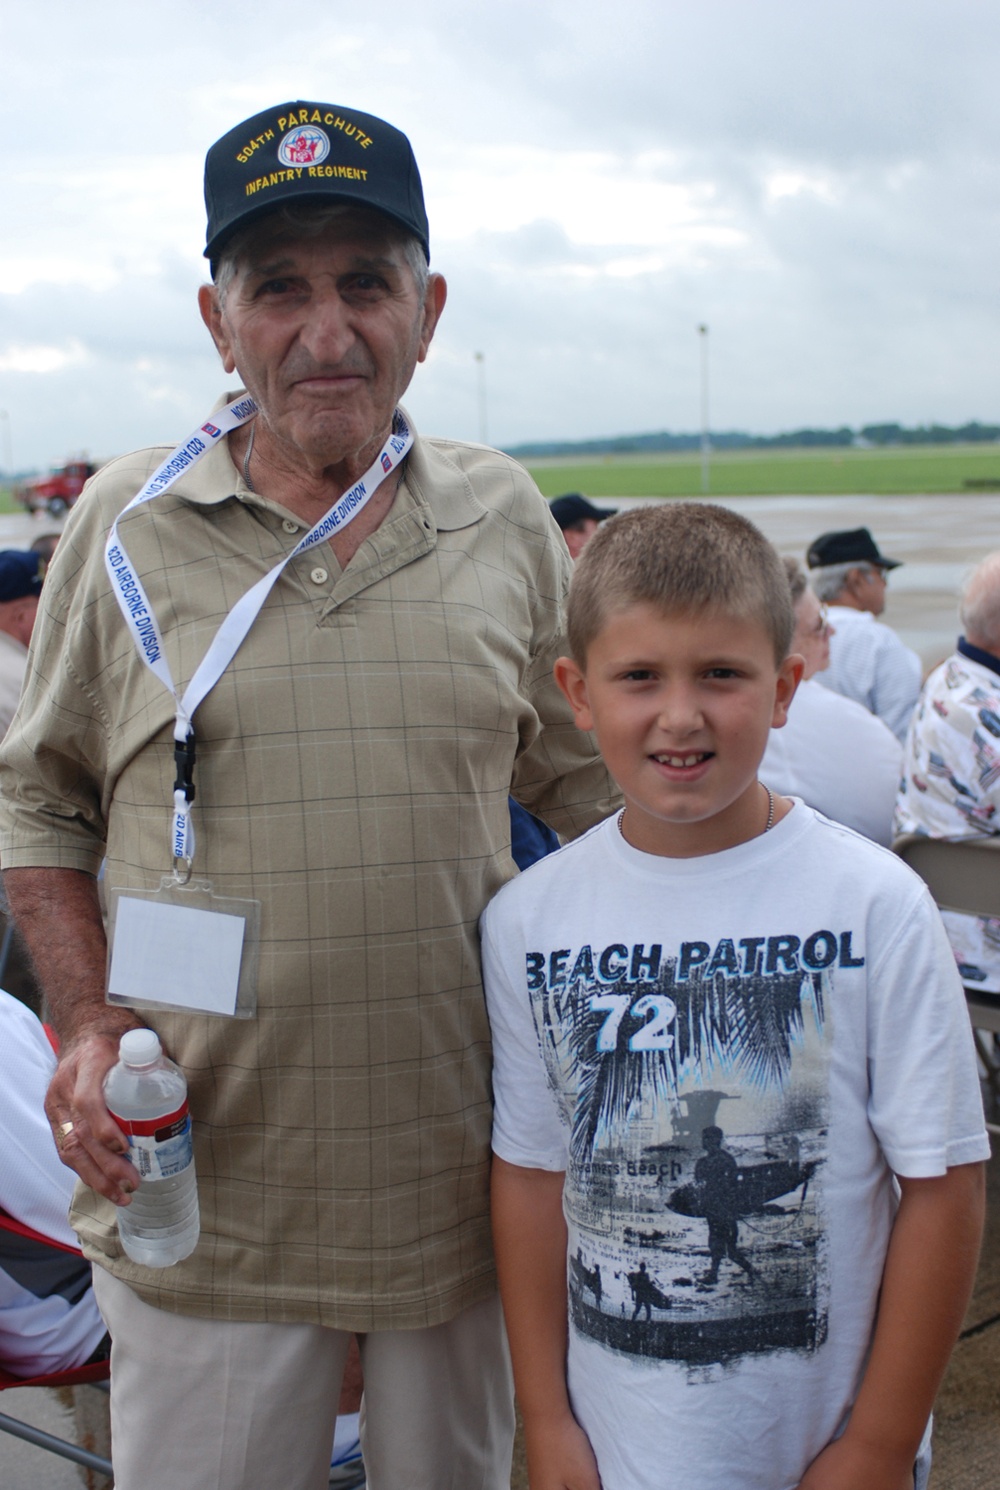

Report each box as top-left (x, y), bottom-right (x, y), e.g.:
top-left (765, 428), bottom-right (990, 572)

top-left (555, 602), bottom-right (802, 858)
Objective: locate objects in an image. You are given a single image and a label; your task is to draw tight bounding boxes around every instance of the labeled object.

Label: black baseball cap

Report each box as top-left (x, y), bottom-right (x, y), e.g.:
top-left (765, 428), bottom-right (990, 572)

top-left (0, 551), bottom-right (43, 602)
top-left (806, 527), bottom-right (902, 571)
top-left (549, 494), bottom-right (618, 530)
top-left (204, 101), bottom-right (430, 266)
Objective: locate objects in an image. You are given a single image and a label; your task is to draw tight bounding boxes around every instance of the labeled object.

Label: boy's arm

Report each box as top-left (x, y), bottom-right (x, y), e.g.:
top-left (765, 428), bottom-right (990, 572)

top-left (491, 1157), bottom-right (602, 1490)
top-left (798, 1160), bottom-right (985, 1490)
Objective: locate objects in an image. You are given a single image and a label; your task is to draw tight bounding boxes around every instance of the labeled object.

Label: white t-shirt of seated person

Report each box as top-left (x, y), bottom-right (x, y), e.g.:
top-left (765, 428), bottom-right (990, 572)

top-left (815, 606), bottom-right (921, 742)
top-left (760, 677), bottom-right (902, 846)
top-left (482, 806), bottom-right (987, 1490)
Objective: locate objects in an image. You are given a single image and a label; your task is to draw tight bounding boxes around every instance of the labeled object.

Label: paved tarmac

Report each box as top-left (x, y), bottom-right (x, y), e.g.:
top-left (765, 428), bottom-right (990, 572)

top-left (932, 1141), bottom-right (1000, 1488)
top-left (0, 1380), bottom-right (110, 1489)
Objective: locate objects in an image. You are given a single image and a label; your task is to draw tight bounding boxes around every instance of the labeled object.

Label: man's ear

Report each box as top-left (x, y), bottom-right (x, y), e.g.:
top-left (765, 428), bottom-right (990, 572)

top-left (198, 284), bottom-right (237, 374)
top-left (772, 653), bottom-right (804, 729)
top-left (553, 655), bottom-right (594, 732)
top-left (843, 566), bottom-right (865, 603)
top-left (416, 274), bottom-right (447, 363)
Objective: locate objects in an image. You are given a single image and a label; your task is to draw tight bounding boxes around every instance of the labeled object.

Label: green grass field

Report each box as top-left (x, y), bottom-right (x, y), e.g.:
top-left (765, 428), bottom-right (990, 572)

top-left (4, 444), bottom-right (1000, 513)
top-left (525, 442), bottom-right (1000, 498)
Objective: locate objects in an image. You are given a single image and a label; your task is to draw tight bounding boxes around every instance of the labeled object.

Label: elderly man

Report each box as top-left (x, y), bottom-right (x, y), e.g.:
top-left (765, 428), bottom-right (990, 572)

top-left (0, 101), bottom-right (616, 1490)
top-left (896, 549), bottom-right (1000, 991)
top-left (0, 551), bottom-right (43, 737)
top-left (806, 526), bottom-right (921, 741)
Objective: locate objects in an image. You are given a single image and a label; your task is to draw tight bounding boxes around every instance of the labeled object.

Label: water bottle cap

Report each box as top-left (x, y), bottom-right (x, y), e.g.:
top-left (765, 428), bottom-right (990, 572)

top-left (119, 1028), bottom-right (162, 1067)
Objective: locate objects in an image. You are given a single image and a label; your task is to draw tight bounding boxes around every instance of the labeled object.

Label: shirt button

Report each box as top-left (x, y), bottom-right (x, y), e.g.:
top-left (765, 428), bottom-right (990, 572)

top-left (310, 566), bottom-right (329, 585)
top-left (282, 519), bottom-right (299, 534)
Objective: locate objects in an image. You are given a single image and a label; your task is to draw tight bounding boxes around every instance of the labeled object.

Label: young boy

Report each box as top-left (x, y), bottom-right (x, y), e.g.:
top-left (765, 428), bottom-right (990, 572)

top-left (482, 504), bottom-right (988, 1490)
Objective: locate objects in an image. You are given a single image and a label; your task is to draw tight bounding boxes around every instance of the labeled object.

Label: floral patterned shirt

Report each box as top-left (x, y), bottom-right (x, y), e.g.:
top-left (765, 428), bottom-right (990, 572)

top-left (895, 639), bottom-right (1000, 991)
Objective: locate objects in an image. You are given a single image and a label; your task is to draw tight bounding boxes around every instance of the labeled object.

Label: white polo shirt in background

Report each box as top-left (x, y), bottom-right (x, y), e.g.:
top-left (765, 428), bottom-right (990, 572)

top-left (761, 678), bottom-right (902, 845)
top-left (815, 606), bottom-right (922, 742)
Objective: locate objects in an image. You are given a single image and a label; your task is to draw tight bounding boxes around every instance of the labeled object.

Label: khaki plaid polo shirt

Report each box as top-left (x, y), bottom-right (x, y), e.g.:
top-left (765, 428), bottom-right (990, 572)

top-left (0, 403), bottom-right (618, 1328)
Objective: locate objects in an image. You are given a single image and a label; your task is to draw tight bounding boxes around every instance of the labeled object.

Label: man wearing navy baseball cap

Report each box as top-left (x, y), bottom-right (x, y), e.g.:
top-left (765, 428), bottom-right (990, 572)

top-left (806, 526), bottom-right (921, 740)
top-left (0, 102), bottom-right (615, 1490)
top-left (549, 492), bottom-right (618, 561)
top-left (0, 550), bottom-right (43, 739)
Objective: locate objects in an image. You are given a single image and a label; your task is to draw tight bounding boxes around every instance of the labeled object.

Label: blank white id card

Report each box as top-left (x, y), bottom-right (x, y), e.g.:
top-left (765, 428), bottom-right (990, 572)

top-left (106, 880), bottom-right (260, 1018)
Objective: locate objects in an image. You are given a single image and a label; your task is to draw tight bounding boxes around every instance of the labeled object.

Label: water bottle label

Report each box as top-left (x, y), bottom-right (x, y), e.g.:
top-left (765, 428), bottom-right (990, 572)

top-left (112, 1102), bottom-right (194, 1181)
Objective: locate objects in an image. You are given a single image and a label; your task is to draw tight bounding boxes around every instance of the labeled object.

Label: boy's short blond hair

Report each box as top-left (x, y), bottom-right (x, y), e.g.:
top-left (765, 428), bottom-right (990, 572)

top-left (566, 502), bottom-right (794, 664)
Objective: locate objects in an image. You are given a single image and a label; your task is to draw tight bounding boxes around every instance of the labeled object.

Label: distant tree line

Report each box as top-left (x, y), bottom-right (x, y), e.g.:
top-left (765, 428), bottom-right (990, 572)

top-left (506, 420), bottom-right (1000, 460)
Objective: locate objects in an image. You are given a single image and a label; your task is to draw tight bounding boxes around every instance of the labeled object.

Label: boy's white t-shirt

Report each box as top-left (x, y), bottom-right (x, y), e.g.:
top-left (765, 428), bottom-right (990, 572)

top-left (482, 804), bottom-right (989, 1490)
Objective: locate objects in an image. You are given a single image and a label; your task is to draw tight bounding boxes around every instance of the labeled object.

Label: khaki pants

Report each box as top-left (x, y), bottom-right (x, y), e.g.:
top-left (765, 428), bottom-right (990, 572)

top-left (94, 1268), bottom-right (514, 1490)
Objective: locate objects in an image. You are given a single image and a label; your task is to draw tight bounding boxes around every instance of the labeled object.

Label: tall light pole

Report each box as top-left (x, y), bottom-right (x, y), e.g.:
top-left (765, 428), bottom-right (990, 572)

top-left (697, 325), bottom-right (710, 495)
top-left (0, 409), bottom-right (11, 481)
top-left (474, 351), bottom-right (488, 446)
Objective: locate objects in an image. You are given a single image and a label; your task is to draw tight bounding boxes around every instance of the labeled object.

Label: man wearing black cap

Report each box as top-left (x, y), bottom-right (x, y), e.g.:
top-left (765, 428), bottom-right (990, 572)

top-left (0, 101), bottom-right (615, 1490)
top-left (806, 526), bottom-right (921, 741)
top-left (0, 551), bottom-right (43, 738)
top-left (550, 492), bottom-right (617, 561)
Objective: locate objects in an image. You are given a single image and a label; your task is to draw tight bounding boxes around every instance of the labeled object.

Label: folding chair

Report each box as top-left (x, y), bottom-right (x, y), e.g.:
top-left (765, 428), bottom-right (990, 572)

top-left (0, 1207), bottom-right (112, 1479)
top-left (893, 832), bottom-right (1000, 1135)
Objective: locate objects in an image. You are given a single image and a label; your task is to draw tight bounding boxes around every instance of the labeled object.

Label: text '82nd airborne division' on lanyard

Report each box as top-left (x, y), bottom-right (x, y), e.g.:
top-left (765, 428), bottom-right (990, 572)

top-left (103, 394), bottom-right (413, 1019)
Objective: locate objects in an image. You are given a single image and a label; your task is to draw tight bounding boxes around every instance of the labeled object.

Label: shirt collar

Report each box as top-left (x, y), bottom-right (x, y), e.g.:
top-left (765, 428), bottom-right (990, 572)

top-left (826, 604), bottom-right (874, 624)
top-left (175, 391), bottom-right (486, 533)
top-left (957, 636), bottom-right (1000, 679)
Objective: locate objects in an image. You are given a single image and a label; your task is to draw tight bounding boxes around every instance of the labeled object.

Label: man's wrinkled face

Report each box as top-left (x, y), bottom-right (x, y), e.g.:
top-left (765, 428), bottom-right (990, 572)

top-left (199, 209), bottom-right (445, 470)
top-left (844, 563), bottom-right (888, 616)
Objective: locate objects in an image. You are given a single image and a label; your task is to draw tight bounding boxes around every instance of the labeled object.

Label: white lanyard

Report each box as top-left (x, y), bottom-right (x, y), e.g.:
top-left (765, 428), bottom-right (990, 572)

top-left (104, 395), bottom-right (414, 872)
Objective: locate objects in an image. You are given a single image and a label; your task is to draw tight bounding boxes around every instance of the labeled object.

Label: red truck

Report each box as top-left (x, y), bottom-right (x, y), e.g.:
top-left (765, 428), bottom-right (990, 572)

top-left (15, 459), bottom-right (99, 518)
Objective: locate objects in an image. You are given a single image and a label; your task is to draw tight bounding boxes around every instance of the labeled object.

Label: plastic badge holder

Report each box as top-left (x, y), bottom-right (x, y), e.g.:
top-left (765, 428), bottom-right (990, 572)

top-left (106, 877), bottom-right (261, 1019)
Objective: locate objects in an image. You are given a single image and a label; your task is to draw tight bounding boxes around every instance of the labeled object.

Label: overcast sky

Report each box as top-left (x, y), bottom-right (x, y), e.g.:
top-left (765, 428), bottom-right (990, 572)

top-left (3, 0), bottom-right (999, 470)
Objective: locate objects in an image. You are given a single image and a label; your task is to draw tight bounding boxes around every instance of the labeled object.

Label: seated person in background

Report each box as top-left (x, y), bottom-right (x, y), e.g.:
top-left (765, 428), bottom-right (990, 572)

top-left (29, 531), bottom-right (62, 565)
top-left (806, 526), bottom-right (921, 742)
top-left (0, 551), bottom-right (44, 740)
top-left (550, 493), bottom-right (618, 562)
top-left (896, 549), bottom-right (1000, 993)
top-left (760, 558), bottom-right (902, 846)
top-left (0, 988), bottom-right (107, 1377)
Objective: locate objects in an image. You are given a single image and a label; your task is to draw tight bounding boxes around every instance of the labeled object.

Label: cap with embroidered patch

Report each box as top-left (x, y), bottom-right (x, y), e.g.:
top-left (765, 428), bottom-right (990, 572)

top-left (204, 101), bottom-right (429, 266)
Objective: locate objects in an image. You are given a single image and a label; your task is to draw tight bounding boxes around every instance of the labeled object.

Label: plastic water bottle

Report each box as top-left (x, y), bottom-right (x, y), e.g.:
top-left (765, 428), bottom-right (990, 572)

top-left (103, 1028), bottom-right (200, 1267)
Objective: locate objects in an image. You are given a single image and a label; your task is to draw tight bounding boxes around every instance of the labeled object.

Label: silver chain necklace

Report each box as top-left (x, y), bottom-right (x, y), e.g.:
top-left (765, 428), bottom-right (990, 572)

top-left (617, 784), bottom-right (775, 841)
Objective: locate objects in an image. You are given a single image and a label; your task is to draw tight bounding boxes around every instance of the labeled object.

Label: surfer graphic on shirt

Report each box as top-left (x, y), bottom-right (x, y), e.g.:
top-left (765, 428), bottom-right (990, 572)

top-left (527, 931), bottom-right (838, 1364)
top-left (694, 1126), bottom-right (756, 1287)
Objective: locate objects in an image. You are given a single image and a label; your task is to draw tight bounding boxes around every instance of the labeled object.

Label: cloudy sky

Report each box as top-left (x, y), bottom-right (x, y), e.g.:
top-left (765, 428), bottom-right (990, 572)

top-left (2, 0), bottom-right (999, 470)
